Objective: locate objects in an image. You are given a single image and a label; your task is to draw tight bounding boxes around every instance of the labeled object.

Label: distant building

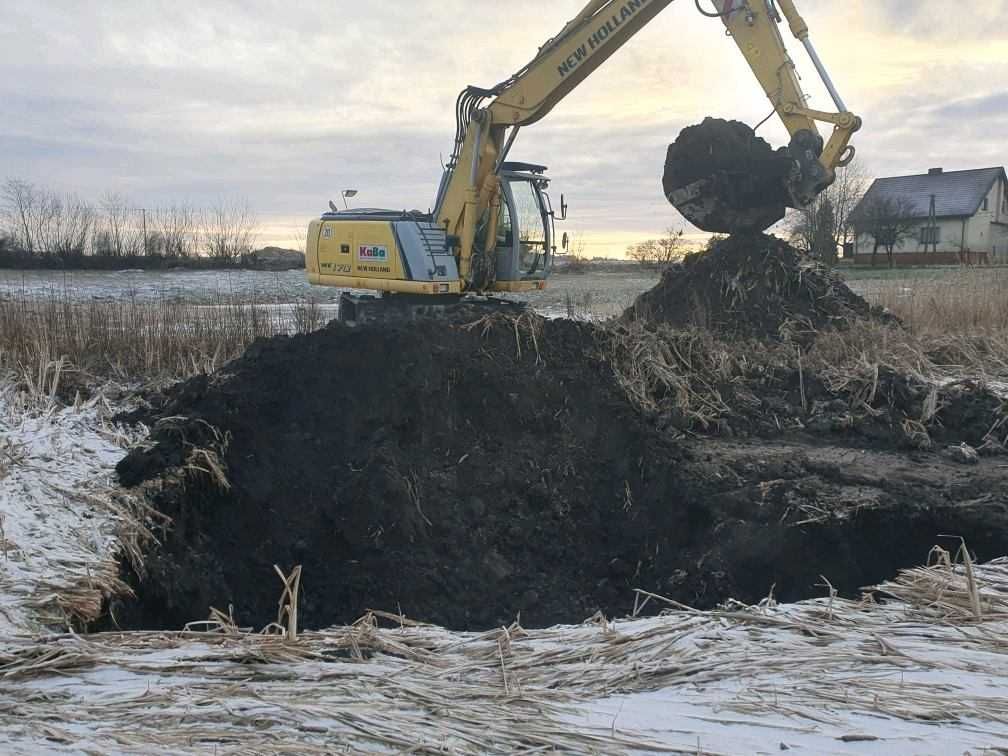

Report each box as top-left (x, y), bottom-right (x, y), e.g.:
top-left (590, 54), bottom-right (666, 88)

top-left (852, 166), bottom-right (1008, 264)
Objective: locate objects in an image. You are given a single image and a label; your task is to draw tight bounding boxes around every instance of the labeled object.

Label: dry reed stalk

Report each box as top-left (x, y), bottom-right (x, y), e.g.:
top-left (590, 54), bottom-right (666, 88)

top-left (0, 286), bottom-right (327, 383)
top-left (866, 267), bottom-right (1008, 337)
top-left (272, 565), bottom-right (302, 642)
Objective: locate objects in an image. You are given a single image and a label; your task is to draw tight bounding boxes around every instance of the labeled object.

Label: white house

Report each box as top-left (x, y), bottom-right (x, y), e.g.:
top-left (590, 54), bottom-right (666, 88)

top-left (852, 166), bottom-right (1008, 264)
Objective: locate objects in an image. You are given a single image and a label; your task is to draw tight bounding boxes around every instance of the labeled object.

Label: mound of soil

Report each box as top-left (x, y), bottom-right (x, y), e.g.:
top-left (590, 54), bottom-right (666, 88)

top-left (110, 314), bottom-right (1008, 632)
top-left (115, 316), bottom-right (695, 630)
top-left (625, 233), bottom-right (884, 341)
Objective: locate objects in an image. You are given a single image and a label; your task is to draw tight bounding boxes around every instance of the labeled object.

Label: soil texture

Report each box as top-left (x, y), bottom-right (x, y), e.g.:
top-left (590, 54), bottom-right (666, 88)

top-left (624, 232), bottom-right (888, 341)
top-left (110, 309), bottom-right (1008, 631)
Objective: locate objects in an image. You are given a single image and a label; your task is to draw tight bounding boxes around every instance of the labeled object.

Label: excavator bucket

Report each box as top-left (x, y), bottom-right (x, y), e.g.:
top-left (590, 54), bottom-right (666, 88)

top-left (663, 118), bottom-right (800, 235)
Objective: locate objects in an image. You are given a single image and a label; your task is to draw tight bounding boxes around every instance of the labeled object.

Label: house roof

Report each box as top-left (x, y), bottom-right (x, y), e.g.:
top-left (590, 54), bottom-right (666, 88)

top-left (854, 166), bottom-right (1007, 220)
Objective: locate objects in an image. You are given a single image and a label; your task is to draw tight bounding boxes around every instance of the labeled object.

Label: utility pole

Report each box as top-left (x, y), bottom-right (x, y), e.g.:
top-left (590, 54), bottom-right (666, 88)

top-left (927, 194), bottom-right (937, 254)
top-left (142, 208), bottom-right (148, 255)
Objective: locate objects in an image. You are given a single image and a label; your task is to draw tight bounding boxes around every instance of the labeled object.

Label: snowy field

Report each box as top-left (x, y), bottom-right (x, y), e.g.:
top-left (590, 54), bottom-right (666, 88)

top-left (0, 266), bottom-right (882, 328)
top-left (1, 373), bottom-right (1007, 754)
top-left (0, 267), bottom-right (661, 320)
top-left (0, 268), bottom-right (340, 304)
top-left (0, 556), bottom-right (1006, 754)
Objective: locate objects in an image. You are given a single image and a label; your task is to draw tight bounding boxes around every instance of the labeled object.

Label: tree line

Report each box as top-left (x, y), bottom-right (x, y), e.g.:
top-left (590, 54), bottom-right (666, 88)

top-left (0, 178), bottom-right (258, 264)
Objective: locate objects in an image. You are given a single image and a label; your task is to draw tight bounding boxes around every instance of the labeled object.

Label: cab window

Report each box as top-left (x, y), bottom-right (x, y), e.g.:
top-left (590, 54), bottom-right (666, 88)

top-left (511, 180), bottom-right (547, 273)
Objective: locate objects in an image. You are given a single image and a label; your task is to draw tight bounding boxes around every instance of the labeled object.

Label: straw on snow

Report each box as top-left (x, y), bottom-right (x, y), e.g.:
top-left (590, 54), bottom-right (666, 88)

top-left (1, 553), bottom-right (1007, 754)
top-left (0, 376), bottom-right (151, 633)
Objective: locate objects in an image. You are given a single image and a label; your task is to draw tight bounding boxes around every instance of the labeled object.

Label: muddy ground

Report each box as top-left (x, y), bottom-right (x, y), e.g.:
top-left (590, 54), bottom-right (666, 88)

top-left (109, 269), bottom-right (1008, 630)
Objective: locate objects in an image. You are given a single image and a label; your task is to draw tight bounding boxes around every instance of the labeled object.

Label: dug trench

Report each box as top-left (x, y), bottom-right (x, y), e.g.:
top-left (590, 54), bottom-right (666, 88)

top-left (105, 236), bottom-right (1008, 632)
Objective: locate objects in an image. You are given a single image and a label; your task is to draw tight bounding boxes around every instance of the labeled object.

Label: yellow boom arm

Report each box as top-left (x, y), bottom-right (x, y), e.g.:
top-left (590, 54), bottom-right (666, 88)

top-left (434, 0), bottom-right (861, 290)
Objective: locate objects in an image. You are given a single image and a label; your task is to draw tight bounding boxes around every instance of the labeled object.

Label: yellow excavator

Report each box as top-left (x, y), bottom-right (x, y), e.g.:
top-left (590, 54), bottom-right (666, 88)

top-left (306, 0), bottom-right (861, 321)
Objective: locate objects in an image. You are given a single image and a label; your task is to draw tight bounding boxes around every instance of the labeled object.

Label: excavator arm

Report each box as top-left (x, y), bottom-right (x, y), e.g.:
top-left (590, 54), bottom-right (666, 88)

top-left (434, 0), bottom-right (861, 290)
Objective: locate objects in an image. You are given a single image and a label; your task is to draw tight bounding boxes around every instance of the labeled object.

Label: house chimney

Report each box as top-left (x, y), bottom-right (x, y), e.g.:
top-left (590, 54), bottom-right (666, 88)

top-left (928, 167), bottom-right (943, 175)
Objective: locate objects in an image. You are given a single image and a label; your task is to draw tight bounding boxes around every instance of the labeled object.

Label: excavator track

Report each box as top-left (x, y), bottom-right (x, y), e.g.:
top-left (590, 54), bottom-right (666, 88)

top-left (663, 118), bottom-right (801, 234)
top-left (338, 292), bottom-right (528, 325)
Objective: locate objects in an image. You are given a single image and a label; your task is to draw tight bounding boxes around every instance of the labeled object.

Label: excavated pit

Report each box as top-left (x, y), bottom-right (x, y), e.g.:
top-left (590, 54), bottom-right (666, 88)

top-left (108, 267), bottom-right (1008, 630)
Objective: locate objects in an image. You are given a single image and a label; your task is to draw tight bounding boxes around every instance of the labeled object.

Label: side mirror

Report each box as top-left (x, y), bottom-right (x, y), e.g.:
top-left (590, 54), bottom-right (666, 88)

top-left (562, 232), bottom-right (569, 251)
top-left (560, 194), bottom-right (568, 221)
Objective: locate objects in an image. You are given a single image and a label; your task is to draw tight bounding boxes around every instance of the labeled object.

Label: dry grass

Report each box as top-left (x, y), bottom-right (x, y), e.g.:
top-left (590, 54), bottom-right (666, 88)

top-left (865, 267), bottom-right (1008, 336)
top-left (0, 287), bottom-right (328, 382)
top-left (603, 317), bottom-right (1008, 443)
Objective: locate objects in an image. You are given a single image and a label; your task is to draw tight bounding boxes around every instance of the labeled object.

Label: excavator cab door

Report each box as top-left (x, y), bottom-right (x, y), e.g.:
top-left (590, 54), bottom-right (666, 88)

top-left (494, 163), bottom-right (552, 284)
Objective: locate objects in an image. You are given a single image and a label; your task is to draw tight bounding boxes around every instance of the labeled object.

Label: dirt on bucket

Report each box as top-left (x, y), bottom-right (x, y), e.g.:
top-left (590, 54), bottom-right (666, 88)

top-left (108, 306), bottom-right (1008, 633)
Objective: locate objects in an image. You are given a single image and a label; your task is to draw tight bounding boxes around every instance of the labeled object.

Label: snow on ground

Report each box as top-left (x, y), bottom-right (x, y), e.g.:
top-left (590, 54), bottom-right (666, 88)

top-left (0, 377), bottom-right (144, 634)
top-left (0, 559), bottom-right (1006, 753)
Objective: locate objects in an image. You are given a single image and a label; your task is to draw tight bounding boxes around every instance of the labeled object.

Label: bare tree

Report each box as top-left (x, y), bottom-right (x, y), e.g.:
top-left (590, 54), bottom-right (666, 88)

top-left (855, 195), bottom-right (919, 268)
top-left (2, 178), bottom-right (40, 254)
top-left (560, 231), bottom-right (590, 273)
top-left (95, 193), bottom-right (144, 257)
top-left (789, 157), bottom-right (869, 263)
top-left (36, 193), bottom-right (96, 259)
top-left (627, 227), bottom-right (684, 269)
top-left (155, 204), bottom-right (199, 258)
top-left (201, 200), bottom-right (258, 262)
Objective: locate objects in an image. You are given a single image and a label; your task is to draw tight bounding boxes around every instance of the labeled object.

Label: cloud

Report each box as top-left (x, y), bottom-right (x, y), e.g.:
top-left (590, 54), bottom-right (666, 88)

top-left (870, 0), bottom-right (1008, 39)
top-left (0, 1), bottom-right (1006, 252)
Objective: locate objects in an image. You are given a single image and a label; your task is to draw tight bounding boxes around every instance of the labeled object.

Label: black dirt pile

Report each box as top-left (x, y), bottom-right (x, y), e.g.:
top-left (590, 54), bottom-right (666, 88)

top-left (114, 314), bottom-right (696, 631)
top-left (625, 233), bottom-right (887, 341)
top-left (109, 312), bottom-right (1008, 632)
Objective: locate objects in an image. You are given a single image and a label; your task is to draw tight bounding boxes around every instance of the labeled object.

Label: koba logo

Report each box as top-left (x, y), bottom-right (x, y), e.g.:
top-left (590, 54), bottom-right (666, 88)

top-left (359, 245), bottom-right (389, 262)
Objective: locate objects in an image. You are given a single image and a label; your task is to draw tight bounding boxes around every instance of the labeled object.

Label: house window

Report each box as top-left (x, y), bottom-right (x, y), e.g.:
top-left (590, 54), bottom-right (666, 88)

top-left (983, 198), bottom-right (989, 211)
top-left (920, 226), bottom-right (940, 245)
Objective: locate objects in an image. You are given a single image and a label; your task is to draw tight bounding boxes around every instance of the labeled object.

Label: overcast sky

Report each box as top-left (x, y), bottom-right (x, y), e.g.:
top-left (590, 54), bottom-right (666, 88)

top-left (2, 1), bottom-right (1006, 252)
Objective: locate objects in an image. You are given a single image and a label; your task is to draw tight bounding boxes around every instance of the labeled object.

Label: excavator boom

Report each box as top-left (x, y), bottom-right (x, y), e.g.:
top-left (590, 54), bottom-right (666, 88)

top-left (435, 0), bottom-right (860, 280)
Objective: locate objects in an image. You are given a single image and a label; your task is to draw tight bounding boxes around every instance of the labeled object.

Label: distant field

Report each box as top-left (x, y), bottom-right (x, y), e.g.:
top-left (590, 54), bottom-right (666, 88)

top-left (838, 264), bottom-right (1008, 282)
top-left (2, 260), bottom-right (1006, 333)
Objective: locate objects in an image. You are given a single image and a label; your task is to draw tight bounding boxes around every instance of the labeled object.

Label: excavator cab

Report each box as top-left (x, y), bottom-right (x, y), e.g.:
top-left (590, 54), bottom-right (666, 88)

top-left (484, 162), bottom-right (554, 289)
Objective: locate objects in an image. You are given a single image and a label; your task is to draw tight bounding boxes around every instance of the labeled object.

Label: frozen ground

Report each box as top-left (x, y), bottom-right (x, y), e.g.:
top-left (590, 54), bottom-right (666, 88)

top-left (2, 266), bottom-right (880, 319)
top-left (0, 378), bottom-right (144, 635)
top-left (0, 268), bottom-right (340, 304)
top-left (0, 562), bottom-right (1006, 754)
top-left (0, 373), bottom-right (1007, 754)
